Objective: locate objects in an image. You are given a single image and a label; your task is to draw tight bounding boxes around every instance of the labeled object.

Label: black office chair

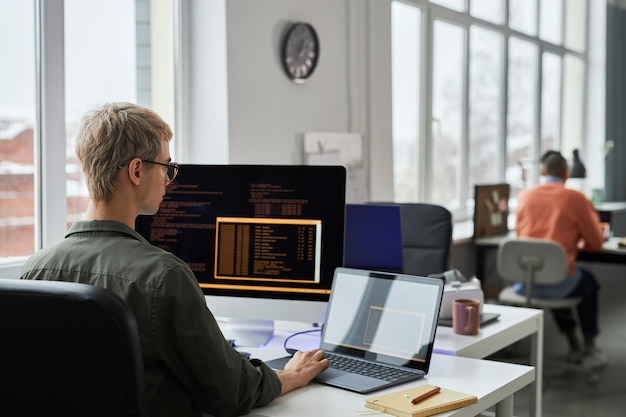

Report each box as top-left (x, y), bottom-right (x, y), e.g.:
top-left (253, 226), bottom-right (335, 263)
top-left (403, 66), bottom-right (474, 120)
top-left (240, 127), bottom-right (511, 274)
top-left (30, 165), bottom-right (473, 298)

top-left (0, 278), bottom-right (147, 416)
top-left (371, 202), bottom-right (453, 276)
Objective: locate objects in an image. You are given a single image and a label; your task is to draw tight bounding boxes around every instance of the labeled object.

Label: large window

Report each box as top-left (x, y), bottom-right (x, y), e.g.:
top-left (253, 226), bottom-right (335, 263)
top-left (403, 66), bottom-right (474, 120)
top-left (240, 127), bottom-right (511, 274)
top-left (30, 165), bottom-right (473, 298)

top-left (470, 0), bottom-right (504, 25)
top-left (392, 2), bottom-right (422, 202)
top-left (539, 0), bottom-right (563, 45)
top-left (507, 37), bottom-right (538, 192)
top-left (0, 0), bottom-right (172, 270)
top-left (0, 0), bottom-right (36, 258)
top-left (64, 0), bottom-right (139, 221)
top-left (509, 0), bottom-right (537, 36)
top-left (541, 52), bottom-right (562, 154)
top-left (391, 0), bottom-right (589, 218)
top-left (469, 26), bottom-right (503, 205)
top-left (431, 21), bottom-right (464, 210)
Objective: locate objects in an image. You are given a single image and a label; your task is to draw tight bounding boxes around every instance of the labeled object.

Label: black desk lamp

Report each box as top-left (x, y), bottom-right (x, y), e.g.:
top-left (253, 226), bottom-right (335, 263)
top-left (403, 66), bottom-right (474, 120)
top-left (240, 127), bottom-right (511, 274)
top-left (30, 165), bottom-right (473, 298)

top-left (569, 148), bottom-right (586, 179)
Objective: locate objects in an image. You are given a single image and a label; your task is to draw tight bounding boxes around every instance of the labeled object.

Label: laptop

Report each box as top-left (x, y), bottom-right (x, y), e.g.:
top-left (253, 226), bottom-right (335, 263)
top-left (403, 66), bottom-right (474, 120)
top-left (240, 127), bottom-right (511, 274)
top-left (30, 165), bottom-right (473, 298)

top-left (265, 267), bottom-right (445, 394)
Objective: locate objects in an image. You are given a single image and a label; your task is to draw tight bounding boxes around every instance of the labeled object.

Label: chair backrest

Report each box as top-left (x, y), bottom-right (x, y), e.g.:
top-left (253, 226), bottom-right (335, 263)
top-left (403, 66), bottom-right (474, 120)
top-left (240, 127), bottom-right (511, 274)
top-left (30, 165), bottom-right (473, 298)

top-left (370, 202), bottom-right (453, 276)
top-left (496, 238), bottom-right (568, 286)
top-left (0, 279), bottom-right (146, 417)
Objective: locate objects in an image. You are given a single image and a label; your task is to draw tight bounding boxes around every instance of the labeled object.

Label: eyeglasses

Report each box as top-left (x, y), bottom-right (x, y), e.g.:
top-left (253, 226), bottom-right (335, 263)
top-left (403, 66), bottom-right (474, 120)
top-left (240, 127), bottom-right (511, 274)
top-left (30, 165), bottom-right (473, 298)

top-left (117, 159), bottom-right (180, 184)
top-left (142, 160), bottom-right (180, 183)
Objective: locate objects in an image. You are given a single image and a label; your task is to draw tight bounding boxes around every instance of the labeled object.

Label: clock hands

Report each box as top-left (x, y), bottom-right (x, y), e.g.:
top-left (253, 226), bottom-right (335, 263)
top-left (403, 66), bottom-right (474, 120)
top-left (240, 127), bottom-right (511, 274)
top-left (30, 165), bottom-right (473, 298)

top-left (282, 22), bottom-right (319, 82)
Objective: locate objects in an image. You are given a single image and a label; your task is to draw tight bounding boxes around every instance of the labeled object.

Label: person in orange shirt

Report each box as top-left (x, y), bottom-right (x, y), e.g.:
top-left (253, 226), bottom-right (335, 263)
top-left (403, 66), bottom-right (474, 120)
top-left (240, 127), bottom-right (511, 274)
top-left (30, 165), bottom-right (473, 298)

top-left (515, 150), bottom-right (606, 368)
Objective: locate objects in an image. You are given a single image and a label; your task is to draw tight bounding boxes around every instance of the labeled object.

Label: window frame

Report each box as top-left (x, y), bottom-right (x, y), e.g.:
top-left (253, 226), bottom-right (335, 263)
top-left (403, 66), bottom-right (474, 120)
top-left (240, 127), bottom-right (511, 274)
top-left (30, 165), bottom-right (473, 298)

top-left (35, 0), bottom-right (69, 250)
top-left (391, 0), bottom-right (590, 220)
top-left (0, 0), bottom-right (67, 276)
top-left (1, 0), bottom-right (172, 275)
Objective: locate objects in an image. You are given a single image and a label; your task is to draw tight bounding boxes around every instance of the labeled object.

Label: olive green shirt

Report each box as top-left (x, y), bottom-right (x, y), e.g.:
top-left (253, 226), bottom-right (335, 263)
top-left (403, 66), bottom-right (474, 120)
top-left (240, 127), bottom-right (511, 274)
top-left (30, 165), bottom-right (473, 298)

top-left (21, 220), bottom-right (282, 417)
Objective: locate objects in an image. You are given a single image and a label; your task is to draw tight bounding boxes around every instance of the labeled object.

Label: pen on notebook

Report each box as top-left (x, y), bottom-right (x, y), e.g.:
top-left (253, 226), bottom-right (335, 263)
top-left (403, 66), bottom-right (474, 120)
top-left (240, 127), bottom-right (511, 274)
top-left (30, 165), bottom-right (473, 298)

top-left (411, 386), bottom-right (441, 404)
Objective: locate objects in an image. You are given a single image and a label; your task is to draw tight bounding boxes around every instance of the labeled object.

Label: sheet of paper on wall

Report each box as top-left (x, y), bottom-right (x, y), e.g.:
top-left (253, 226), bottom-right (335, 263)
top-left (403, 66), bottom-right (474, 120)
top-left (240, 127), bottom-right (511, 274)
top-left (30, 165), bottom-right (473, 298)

top-left (305, 149), bottom-right (341, 166)
top-left (303, 132), bottom-right (367, 203)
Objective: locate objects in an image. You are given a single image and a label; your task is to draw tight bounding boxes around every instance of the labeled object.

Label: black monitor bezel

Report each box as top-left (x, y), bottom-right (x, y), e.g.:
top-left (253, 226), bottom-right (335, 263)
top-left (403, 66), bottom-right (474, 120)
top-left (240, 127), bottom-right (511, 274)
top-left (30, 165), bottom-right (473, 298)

top-left (135, 164), bottom-right (347, 303)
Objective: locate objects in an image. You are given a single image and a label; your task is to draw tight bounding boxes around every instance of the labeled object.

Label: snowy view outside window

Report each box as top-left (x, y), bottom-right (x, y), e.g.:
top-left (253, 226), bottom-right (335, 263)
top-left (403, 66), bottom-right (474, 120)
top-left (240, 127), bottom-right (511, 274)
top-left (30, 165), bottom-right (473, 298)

top-left (0, 0), bottom-right (36, 257)
top-left (0, 0), bottom-right (136, 258)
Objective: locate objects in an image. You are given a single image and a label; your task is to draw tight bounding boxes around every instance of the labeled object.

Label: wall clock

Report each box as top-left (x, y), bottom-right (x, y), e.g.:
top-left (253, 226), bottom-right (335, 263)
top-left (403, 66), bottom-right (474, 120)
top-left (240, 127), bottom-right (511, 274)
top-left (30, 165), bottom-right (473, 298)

top-left (282, 22), bottom-right (319, 83)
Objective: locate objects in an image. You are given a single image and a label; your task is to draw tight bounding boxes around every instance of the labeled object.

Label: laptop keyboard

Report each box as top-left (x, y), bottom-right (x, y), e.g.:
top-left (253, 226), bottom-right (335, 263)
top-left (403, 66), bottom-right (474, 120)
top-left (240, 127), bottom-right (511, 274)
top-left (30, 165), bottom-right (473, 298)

top-left (325, 352), bottom-right (421, 382)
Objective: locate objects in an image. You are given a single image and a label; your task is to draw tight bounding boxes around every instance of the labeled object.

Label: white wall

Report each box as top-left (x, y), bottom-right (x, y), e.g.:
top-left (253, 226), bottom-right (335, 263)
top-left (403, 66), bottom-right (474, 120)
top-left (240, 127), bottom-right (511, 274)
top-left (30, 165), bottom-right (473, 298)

top-left (179, 0), bottom-right (608, 204)
top-left (227, 0), bottom-right (350, 164)
top-left (180, 0), bottom-right (395, 202)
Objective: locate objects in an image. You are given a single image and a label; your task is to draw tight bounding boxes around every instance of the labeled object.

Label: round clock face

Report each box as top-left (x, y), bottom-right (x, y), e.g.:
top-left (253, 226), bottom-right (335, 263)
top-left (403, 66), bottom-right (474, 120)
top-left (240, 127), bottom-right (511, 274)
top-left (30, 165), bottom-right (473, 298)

top-left (282, 22), bottom-right (319, 83)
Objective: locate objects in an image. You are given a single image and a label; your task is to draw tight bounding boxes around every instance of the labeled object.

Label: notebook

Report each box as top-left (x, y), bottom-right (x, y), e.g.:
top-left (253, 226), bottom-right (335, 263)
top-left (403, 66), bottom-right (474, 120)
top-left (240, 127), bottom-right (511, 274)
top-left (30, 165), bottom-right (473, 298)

top-left (265, 267), bottom-right (445, 394)
top-left (364, 384), bottom-right (478, 417)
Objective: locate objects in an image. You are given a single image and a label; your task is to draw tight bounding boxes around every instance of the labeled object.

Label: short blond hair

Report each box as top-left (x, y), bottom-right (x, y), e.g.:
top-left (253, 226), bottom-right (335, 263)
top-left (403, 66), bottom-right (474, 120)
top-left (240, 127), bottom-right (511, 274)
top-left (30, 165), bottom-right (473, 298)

top-left (75, 102), bottom-right (173, 201)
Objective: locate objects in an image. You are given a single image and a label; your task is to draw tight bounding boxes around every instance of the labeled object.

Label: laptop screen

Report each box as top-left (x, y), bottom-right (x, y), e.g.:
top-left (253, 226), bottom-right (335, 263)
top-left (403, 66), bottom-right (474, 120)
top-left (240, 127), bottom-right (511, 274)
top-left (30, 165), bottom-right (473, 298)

top-left (321, 268), bottom-right (444, 371)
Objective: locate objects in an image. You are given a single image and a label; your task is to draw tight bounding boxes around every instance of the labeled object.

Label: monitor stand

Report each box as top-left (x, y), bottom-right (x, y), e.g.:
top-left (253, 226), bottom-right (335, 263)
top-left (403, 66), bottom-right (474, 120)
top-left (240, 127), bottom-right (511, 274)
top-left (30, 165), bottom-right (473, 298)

top-left (218, 318), bottom-right (275, 347)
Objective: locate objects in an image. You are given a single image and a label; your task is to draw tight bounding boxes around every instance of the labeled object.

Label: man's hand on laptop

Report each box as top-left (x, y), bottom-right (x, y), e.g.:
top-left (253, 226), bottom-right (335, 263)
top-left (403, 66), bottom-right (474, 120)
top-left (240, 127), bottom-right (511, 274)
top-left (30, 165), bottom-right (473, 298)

top-left (276, 349), bottom-right (329, 394)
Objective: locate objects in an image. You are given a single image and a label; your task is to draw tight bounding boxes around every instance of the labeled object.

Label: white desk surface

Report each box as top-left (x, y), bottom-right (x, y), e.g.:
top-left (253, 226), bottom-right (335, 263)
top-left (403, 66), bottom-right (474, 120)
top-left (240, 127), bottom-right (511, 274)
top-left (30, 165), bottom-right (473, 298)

top-left (241, 303), bottom-right (543, 417)
top-left (594, 236), bottom-right (626, 253)
top-left (245, 326), bottom-right (535, 417)
top-left (475, 233), bottom-right (625, 252)
top-left (434, 304), bottom-right (544, 417)
top-left (433, 303), bottom-right (543, 358)
top-left (257, 304), bottom-right (543, 360)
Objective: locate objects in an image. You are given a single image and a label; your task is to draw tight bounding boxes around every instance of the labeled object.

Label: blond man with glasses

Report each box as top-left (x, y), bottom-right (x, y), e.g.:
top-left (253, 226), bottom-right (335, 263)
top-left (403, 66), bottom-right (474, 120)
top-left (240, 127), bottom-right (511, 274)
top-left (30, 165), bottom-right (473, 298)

top-left (21, 102), bottom-right (328, 417)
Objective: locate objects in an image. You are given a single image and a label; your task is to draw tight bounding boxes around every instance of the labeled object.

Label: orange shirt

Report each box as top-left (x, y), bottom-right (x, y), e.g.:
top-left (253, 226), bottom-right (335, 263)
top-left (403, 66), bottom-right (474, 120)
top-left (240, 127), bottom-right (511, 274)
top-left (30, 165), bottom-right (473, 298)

top-left (515, 181), bottom-right (604, 276)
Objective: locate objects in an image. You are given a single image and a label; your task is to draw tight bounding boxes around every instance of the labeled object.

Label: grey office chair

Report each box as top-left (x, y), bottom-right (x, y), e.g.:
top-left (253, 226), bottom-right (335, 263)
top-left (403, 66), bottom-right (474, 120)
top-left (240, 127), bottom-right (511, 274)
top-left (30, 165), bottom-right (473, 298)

top-left (496, 238), bottom-right (600, 383)
top-left (0, 279), bottom-right (147, 416)
top-left (497, 238), bottom-right (579, 309)
top-left (372, 202), bottom-right (453, 276)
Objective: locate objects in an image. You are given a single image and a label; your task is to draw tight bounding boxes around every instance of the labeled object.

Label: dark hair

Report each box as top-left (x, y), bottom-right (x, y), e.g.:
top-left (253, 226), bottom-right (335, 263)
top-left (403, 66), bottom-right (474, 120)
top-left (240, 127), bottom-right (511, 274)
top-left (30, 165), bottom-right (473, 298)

top-left (540, 150), bottom-right (567, 177)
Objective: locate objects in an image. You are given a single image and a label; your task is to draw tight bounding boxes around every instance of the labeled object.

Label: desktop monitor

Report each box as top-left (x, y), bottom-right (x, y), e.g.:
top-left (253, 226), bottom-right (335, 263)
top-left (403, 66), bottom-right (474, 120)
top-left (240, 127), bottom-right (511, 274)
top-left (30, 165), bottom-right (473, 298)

top-left (473, 183), bottom-right (510, 238)
top-left (135, 164), bottom-right (347, 346)
top-left (343, 204), bottom-right (403, 273)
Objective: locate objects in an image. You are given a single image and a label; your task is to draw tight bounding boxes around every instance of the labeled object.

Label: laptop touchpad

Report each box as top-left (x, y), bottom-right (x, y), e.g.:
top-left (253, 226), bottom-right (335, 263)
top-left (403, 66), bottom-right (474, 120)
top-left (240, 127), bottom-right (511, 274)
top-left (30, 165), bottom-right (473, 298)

top-left (316, 370), bottom-right (381, 391)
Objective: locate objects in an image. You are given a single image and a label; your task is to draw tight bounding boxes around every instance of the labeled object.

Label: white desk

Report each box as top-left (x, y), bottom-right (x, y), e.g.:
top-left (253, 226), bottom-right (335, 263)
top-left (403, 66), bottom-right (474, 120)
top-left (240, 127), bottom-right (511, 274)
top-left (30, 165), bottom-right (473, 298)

top-left (434, 304), bottom-right (544, 417)
top-left (475, 233), bottom-right (626, 266)
top-left (576, 236), bottom-right (626, 263)
top-left (245, 323), bottom-right (535, 417)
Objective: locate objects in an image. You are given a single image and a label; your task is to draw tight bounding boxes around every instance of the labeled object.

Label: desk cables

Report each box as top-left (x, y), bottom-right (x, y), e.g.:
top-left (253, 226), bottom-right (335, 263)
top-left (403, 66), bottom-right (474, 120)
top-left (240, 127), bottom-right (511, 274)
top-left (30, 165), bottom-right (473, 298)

top-left (283, 328), bottom-right (323, 355)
